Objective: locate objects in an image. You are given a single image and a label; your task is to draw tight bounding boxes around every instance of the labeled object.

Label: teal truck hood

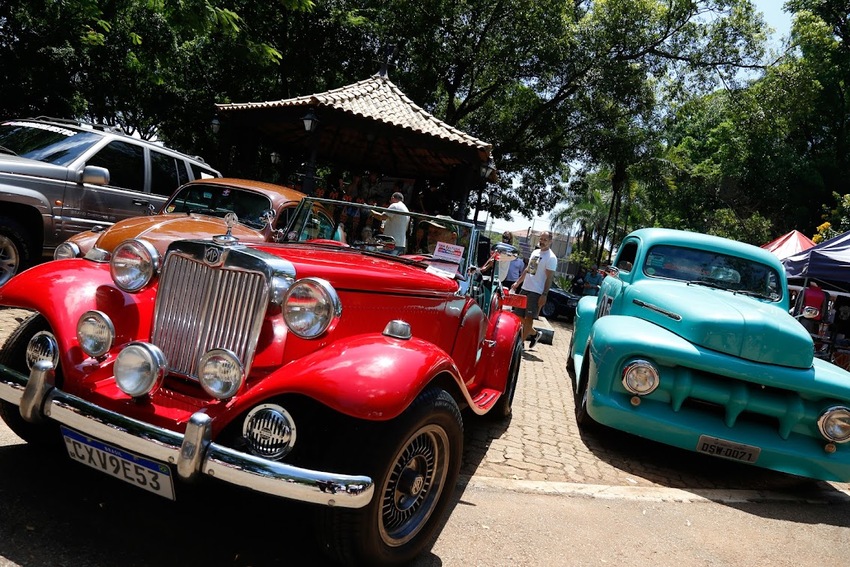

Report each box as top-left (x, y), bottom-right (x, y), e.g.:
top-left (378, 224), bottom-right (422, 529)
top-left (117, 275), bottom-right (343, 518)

top-left (622, 280), bottom-right (814, 369)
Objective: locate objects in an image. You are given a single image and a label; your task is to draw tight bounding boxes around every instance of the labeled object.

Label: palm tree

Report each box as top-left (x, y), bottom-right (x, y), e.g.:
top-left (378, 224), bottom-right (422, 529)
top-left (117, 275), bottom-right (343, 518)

top-left (550, 170), bottom-right (610, 265)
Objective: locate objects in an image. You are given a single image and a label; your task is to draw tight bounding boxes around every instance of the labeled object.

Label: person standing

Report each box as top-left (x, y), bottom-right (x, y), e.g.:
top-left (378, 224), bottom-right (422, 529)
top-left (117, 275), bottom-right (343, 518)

top-left (510, 231), bottom-right (558, 349)
top-left (370, 192), bottom-right (410, 254)
top-left (503, 255), bottom-right (526, 290)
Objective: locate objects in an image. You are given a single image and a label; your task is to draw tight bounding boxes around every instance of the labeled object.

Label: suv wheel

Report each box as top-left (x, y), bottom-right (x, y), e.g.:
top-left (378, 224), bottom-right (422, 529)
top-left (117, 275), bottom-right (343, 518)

top-left (0, 217), bottom-right (30, 286)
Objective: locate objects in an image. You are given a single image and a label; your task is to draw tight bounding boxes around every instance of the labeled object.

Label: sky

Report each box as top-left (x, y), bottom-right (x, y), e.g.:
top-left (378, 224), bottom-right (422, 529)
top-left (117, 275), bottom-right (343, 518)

top-left (488, 1), bottom-right (794, 237)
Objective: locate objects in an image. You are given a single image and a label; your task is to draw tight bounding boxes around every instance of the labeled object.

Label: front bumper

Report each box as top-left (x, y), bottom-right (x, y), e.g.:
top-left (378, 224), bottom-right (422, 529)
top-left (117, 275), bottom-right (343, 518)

top-left (0, 361), bottom-right (374, 508)
top-left (588, 388), bottom-right (850, 483)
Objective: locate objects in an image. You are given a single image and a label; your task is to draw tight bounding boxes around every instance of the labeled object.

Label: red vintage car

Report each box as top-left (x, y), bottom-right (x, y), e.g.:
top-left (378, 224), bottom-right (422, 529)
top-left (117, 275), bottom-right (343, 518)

top-left (0, 196), bottom-right (524, 565)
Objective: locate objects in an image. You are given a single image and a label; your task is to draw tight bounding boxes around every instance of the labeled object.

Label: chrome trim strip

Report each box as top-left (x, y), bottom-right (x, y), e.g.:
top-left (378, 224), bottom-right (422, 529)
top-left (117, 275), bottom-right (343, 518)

top-left (632, 299), bottom-right (683, 321)
top-left (0, 364), bottom-right (373, 508)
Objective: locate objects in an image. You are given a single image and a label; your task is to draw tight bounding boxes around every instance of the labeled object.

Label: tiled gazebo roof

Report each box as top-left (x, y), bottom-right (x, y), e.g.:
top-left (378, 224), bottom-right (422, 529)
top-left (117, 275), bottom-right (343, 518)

top-left (215, 73), bottom-right (495, 183)
top-left (217, 74), bottom-right (490, 152)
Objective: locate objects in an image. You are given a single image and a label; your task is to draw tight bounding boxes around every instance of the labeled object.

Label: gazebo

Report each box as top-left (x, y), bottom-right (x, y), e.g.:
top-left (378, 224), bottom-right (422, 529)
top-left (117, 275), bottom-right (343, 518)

top-left (214, 70), bottom-right (496, 219)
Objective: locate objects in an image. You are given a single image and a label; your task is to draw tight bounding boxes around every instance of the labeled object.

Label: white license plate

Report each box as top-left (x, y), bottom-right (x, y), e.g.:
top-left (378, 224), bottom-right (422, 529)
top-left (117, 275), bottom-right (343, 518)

top-left (697, 435), bottom-right (760, 463)
top-left (61, 426), bottom-right (175, 500)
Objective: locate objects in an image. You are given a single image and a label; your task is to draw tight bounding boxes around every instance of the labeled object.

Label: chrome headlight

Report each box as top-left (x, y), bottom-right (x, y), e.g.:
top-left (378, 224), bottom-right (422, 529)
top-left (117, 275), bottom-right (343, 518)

top-left (818, 406), bottom-right (850, 443)
top-left (270, 274), bottom-right (294, 305)
top-left (114, 342), bottom-right (167, 398)
top-left (242, 404), bottom-right (296, 459)
top-left (54, 241), bottom-right (81, 260)
top-left (622, 359), bottom-right (660, 395)
top-left (110, 239), bottom-right (160, 292)
top-left (198, 349), bottom-right (244, 399)
top-left (283, 278), bottom-right (341, 338)
top-left (76, 310), bottom-right (115, 358)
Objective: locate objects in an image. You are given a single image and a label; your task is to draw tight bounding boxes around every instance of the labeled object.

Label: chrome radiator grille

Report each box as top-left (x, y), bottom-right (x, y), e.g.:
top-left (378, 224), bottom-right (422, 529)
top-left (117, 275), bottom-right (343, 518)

top-left (152, 251), bottom-right (269, 380)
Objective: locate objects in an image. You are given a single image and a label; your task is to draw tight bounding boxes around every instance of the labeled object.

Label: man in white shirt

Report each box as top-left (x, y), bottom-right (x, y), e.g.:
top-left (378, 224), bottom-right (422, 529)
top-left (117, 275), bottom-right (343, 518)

top-left (509, 231), bottom-right (558, 349)
top-left (370, 192), bottom-right (410, 254)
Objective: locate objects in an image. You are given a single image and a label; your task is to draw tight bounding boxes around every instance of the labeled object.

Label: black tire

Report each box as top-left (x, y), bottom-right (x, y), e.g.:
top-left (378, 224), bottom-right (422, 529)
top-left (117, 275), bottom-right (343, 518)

top-left (0, 313), bottom-right (62, 445)
top-left (0, 217), bottom-right (32, 286)
top-left (492, 332), bottom-right (523, 418)
top-left (540, 300), bottom-right (556, 319)
top-left (316, 387), bottom-right (463, 566)
top-left (566, 332), bottom-right (576, 374)
top-left (573, 348), bottom-right (598, 431)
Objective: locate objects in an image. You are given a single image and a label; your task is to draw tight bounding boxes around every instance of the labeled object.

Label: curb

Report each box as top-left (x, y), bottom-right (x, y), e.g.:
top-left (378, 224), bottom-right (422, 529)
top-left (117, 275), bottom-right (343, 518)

top-left (459, 475), bottom-right (850, 504)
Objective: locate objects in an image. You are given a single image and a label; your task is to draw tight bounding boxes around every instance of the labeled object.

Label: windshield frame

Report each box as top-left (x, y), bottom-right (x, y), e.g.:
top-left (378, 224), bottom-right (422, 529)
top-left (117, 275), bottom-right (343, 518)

top-left (283, 196), bottom-right (481, 281)
top-left (642, 244), bottom-right (783, 302)
top-left (162, 182), bottom-right (275, 230)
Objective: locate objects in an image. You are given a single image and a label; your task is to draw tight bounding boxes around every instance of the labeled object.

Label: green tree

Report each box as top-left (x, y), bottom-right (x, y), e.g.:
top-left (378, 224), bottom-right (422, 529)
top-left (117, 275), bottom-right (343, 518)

top-left (0, 0), bottom-right (769, 229)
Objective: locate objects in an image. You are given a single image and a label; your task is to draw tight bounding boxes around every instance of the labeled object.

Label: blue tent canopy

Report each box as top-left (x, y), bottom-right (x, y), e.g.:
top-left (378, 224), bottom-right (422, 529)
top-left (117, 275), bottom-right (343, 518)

top-left (783, 231), bottom-right (850, 292)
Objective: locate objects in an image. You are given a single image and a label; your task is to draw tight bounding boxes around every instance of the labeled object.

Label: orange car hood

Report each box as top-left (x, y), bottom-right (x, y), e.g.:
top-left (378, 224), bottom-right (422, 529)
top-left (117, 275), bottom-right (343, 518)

top-left (70, 214), bottom-right (264, 257)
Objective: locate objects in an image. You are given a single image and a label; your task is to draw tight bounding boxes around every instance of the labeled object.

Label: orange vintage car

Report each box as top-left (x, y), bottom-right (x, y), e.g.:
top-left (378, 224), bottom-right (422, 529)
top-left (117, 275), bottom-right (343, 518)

top-left (53, 177), bottom-right (306, 261)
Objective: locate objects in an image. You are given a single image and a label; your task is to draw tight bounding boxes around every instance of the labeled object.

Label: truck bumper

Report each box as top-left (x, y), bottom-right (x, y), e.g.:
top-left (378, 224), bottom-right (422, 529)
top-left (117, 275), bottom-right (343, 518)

top-left (0, 361), bottom-right (374, 508)
top-left (588, 388), bottom-right (850, 483)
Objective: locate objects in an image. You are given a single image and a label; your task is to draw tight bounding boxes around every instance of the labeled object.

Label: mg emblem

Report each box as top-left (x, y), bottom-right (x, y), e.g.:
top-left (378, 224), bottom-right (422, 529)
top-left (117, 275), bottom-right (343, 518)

top-left (204, 246), bottom-right (222, 266)
top-left (410, 475), bottom-right (424, 495)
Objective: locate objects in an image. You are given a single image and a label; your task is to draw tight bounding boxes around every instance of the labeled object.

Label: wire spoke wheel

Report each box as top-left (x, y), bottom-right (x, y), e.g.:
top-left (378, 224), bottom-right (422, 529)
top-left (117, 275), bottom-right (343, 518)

top-left (379, 423), bottom-right (450, 547)
top-left (314, 387), bottom-right (462, 566)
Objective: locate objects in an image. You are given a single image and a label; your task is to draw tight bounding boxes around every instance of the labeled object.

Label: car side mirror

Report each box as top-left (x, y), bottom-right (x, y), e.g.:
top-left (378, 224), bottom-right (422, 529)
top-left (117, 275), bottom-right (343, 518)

top-left (80, 165), bottom-right (110, 186)
top-left (797, 306), bottom-right (820, 319)
top-left (491, 242), bottom-right (519, 261)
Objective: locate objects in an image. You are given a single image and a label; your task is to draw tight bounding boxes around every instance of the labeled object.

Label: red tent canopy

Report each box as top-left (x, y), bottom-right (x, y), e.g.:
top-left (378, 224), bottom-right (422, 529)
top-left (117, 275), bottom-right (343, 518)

top-left (761, 230), bottom-right (816, 260)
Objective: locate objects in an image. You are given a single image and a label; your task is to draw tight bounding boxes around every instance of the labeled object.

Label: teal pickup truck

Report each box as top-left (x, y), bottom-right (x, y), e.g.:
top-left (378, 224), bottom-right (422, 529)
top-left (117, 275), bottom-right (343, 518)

top-left (568, 228), bottom-right (850, 482)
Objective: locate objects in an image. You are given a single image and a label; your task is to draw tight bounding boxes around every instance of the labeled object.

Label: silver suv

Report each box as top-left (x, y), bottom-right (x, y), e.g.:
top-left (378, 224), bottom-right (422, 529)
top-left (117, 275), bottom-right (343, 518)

top-left (0, 117), bottom-right (221, 284)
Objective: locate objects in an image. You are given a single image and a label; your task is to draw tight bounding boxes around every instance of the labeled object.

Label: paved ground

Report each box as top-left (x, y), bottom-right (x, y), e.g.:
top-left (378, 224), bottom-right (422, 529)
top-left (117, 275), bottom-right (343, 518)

top-left (2, 305), bottom-right (848, 496)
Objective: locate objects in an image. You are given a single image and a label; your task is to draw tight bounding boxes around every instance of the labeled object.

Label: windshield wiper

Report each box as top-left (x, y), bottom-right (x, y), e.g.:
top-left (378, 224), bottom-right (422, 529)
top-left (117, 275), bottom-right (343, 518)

top-left (0, 145), bottom-right (18, 156)
top-left (734, 290), bottom-right (774, 300)
top-left (687, 279), bottom-right (725, 290)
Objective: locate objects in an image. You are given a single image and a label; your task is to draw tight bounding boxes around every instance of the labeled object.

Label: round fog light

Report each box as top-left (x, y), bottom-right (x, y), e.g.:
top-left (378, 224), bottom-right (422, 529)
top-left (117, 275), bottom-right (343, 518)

top-left (243, 404), bottom-right (296, 459)
top-left (77, 310), bottom-right (115, 358)
top-left (818, 406), bottom-right (850, 443)
top-left (622, 360), bottom-right (660, 395)
top-left (115, 342), bottom-right (167, 398)
top-left (198, 349), bottom-right (244, 399)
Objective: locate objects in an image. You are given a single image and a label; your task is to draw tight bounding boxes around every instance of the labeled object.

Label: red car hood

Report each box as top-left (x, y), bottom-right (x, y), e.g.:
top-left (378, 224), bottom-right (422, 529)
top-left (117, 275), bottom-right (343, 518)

top-left (251, 243), bottom-right (460, 295)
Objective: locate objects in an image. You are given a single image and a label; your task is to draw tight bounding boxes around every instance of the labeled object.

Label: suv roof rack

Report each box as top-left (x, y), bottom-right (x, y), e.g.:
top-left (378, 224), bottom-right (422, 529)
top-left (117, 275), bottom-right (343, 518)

top-left (30, 116), bottom-right (126, 134)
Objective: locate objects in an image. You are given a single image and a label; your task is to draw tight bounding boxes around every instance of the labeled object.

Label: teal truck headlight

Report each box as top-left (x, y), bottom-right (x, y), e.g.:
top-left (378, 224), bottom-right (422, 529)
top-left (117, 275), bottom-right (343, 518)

top-left (622, 359), bottom-right (660, 395)
top-left (818, 406), bottom-right (850, 443)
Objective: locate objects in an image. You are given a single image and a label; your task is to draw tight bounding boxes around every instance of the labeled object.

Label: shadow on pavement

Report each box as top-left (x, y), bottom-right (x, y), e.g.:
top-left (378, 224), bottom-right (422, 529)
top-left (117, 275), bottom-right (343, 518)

top-left (0, 442), bottom-right (336, 566)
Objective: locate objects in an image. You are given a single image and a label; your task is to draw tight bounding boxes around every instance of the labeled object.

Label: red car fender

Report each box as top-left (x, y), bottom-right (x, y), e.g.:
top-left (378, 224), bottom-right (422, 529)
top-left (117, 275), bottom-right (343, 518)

top-left (474, 310), bottom-right (523, 394)
top-left (232, 334), bottom-right (463, 421)
top-left (0, 259), bottom-right (156, 369)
